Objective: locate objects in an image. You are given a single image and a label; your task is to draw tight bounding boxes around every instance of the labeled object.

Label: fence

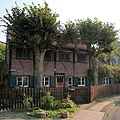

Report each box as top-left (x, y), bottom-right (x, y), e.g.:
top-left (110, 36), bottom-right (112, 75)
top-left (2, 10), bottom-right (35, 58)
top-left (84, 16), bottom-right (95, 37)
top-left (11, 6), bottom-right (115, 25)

top-left (91, 84), bottom-right (120, 101)
top-left (0, 87), bottom-right (67, 111)
top-left (0, 84), bottom-right (120, 111)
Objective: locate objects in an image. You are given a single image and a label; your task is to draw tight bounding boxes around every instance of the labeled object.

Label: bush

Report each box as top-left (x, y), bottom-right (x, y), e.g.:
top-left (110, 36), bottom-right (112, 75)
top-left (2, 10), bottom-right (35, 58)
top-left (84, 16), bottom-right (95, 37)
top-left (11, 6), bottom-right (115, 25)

top-left (27, 94), bottom-right (77, 118)
top-left (23, 94), bottom-right (33, 109)
top-left (53, 99), bottom-right (66, 109)
top-left (65, 95), bottom-right (76, 108)
top-left (41, 92), bottom-right (54, 110)
top-left (53, 95), bottom-right (76, 109)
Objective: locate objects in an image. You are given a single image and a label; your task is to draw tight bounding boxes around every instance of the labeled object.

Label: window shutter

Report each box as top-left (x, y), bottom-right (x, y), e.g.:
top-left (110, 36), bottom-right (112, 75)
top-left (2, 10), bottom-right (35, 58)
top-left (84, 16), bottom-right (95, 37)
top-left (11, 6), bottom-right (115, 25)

top-left (85, 77), bottom-right (91, 86)
top-left (109, 77), bottom-right (115, 84)
top-left (73, 77), bottom-right (78, 87)
top-left (50, 76), bottom-right (56, 87)
top-left (29, 76), bottom-right (34, 88)
top-left (98, 77), bottom-right (103, 85)
top-left (9, 76), bottom-right (16, 88)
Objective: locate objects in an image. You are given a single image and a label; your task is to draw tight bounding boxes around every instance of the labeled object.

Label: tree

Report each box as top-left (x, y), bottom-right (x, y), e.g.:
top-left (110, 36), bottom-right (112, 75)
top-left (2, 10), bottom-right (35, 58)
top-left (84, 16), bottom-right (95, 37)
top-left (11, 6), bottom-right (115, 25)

top-left (0, 43), bottom-right (5, 62)
top-left (100, 41), bottom-right (120, 65)
top-left (1, 2), bottom-right (60, 88)
top-left (78, 18), bottom-right (118, 85)
top-left (98, 64), bottom-right (114, 77)
top-left (0, 43), bottom-right (7, 89)
top-left (63, 18), bottom-right (118, 85)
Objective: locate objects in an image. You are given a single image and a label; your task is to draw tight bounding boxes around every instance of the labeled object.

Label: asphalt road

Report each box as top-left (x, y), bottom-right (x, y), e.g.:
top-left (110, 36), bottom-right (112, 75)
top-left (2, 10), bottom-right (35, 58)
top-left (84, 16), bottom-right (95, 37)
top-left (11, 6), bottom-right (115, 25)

top-left (106, 103), bottom-right (120, 120)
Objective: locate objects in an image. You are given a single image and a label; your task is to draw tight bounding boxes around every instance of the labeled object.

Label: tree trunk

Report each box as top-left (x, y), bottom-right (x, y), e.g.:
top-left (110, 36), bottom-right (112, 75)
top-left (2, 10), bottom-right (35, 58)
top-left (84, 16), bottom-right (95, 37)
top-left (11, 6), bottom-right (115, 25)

top-left (92, 57), bottom-right (98, 85)
top-left (34, 49), bottom-right (46, 88)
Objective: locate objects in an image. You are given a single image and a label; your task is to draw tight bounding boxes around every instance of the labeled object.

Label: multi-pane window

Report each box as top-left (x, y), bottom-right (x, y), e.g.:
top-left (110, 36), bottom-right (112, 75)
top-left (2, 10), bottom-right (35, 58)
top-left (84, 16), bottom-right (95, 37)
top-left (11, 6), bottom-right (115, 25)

top-left (103, 77), bottom-right (109, 85)
top-left (59, 51), bottom-right (70, 61)
top-left (77, 54), bottom-right (87, 63)
top-left (44, 50), bottom-right (54, 61)
top-left (42, 77), bottom-right (50, 87)
top-left (16, 48), bottom-right (30, 59)
top-left (68, 77), bottom-right (73, 86)
top-left (17, 76), bottom-right (29, 87)
top-left (78, 77), bottom-right (86, 86)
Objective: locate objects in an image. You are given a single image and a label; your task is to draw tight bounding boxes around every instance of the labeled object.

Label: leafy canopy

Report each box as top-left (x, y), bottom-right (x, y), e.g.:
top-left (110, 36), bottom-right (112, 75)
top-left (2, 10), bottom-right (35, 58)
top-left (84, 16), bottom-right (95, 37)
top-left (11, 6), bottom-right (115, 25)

top-left (0, 43), bottom-right (5, 62)
top-left (100, 41), bottom-right (120, 65)
top-left (1, 2), bottom-right (60, 49)
top-left (77, 18), bottom-right (118, 57)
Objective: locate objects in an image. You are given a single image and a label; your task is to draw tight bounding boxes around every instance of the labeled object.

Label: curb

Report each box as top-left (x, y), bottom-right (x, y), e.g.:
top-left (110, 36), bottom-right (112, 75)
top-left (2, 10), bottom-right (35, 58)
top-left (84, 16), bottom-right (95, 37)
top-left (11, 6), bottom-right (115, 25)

top-left (102, 101), bottom-right (120, 120)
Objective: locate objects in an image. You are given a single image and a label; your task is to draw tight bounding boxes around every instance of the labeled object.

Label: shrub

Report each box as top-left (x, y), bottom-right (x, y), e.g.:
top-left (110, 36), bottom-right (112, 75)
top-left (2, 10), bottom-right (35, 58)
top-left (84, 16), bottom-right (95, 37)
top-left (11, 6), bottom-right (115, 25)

top-left (65, 95), bottom-right (76, 108)
top-left (53, 99), bottom-right (66, 109)
top-left (41, 92), bottom-right (54, 110)
top-left (53, 95), bottom-right (76, 109)
top-left (23, 94), bottom-right (33, 109)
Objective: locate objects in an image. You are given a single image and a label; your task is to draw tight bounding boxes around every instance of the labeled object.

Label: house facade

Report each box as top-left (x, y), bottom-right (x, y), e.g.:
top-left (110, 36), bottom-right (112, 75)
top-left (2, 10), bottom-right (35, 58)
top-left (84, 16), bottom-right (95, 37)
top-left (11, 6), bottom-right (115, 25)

top-left (7, 44), bottom-right (114, 88)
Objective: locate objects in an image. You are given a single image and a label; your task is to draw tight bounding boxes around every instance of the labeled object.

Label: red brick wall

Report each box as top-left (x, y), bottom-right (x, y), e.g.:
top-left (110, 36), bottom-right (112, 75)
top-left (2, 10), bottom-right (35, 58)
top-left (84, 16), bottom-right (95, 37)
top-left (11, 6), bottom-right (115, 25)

top-left (11, 49), bottom-right (89, 77)
top-left (11, 49), bottom-right (33, 76)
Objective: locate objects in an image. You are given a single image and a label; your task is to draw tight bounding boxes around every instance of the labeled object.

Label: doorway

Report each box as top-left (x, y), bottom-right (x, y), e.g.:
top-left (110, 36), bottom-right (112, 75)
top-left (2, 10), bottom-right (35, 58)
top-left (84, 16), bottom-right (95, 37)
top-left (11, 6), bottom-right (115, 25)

top-left (56, 77), bottom-right (64, 87)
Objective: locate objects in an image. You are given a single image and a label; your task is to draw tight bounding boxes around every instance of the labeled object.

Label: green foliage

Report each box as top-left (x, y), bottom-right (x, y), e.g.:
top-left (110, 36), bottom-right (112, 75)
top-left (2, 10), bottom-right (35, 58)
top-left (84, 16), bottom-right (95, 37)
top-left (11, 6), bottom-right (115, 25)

top-left (27, 107), bottom-right (78, 118)
top-left (66, 95), bottom-right (76, 108)
top-left (27, 109), bottom-right (45, 117)
top-left (62, 20), bottom-right (81, 45)
top-left (27, 93), bottom-right (77, 118)
top-left (53, 95), bottom-right (76, 109)
top-left (100, 41), bottom-right (120, 65)
top-left (63, 18), bottom-right (118, 85)
top-left (0, 62), bottom-right (7, 89)
top-left (0, 43), bottom-right (5, 62)
top-left (113, 66), bottom-right (120, 83)
top-left (98, 64), bottom-right (114, 77)
top-left (23, 95), bottom-right (33, 109)
top-left (77, 18), bottom-right (118, 57)
top-left (1, 2), bottom-right (60, 49)
top-left (46, 107), bottom-right (78, 118)
top-left (40, 92), bottom-right (76, 110)
top-left (41, 92), bottom-right (54, 110)
top-left (1, 2), bottom-right (60, 88)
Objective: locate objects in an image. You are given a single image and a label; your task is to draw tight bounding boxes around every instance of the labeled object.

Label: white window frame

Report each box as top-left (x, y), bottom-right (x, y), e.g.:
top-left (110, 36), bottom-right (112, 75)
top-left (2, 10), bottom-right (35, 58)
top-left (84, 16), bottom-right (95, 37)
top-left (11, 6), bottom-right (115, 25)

top-left (78, 77), bottom-right (86, 86)
top-left (68, 77), bottom-right (73, 86)
top-left (103, 77), bottom-right (109, 85)
top-left (42, 77), bottom-right (50, 87)
top-left (16, 76), bottom-right (29, 87)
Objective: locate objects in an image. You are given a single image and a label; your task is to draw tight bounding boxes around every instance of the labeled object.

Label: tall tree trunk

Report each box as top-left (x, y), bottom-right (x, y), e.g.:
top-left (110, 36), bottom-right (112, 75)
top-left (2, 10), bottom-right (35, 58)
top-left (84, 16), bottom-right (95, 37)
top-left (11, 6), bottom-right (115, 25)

top-left (34, 49), bottom-right (46, 88)
top-left (92, 56), bottom-right (98, 85)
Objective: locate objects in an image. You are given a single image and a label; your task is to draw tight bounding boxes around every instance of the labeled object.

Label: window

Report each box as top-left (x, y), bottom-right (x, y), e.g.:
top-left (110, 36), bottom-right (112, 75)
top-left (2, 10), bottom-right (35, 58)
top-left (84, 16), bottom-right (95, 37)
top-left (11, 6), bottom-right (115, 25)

top-left (78, 77), bottom-right (86, 86)
top-left (68, 77), bottom-right (73, 86)
top-left (16, 48), bottom-right (30, 59)
top-left (77, 54), bottom-right (87, 63)
top-left (17, 76), bottom-right (29, 87)
top-left (103, 77), bottom-right (109, 85)
top-left (42, 77), bottom-right (50, 87)
top-left (59, 51), bottom-right (70, 61)
top-left (44, 50), bottom-right (54, 61)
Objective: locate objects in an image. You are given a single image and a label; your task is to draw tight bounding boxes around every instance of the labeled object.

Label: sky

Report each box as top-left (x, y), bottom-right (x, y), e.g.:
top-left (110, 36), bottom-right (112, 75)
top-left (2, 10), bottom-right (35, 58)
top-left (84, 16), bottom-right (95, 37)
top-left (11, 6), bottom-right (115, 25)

top-left (0, 0), bottom-right (120, 42)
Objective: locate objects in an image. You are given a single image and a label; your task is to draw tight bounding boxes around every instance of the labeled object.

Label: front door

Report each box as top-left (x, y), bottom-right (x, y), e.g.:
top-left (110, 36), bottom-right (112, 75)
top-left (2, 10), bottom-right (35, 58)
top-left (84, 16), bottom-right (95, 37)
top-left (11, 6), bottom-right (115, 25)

top-left (57, 77), bottom-right (64, 87)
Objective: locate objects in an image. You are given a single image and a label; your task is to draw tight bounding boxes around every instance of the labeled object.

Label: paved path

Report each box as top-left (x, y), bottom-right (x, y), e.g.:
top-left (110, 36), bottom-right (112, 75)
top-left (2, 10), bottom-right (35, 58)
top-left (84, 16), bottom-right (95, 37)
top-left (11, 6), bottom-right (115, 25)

top-left (71, 110), bottom-right (104, 120)
top-left (106, 103), bottom-right (120, 120)
top-left (70, 96), bottom-right (120, 120)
